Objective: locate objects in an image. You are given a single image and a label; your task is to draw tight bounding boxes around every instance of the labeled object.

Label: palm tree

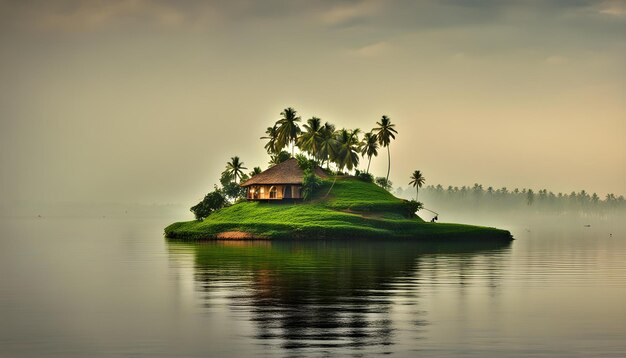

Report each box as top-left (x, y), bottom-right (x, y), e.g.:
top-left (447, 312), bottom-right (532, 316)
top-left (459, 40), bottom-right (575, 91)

top-left (225, 156), bottom-right (247, 184)
top-left (360, 132), bottom-right (378, 174)
top-left (268, 150), bottom-right (291, 167)
top-left (408, 170), bottom-right (425, 200)
top-left (318, 122), bottom-right (337, 169)
top-left (261, 125), bottom-right (279, 155)
top-left (296, 117), bottom-right (323, 160)
top-left (334, 128), bottom-right (361, 172)
top-left (372, 115), bottom-right (397, 183)
top-left (248, 167), bottom-right (262, 177)
top-left (276, 107), bottom-right (301, 156)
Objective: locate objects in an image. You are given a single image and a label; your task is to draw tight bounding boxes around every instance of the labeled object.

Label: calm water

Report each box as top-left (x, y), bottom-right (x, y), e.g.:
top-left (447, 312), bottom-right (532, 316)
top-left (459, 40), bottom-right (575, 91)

top-left (1, 216), bottom-right (625, 357)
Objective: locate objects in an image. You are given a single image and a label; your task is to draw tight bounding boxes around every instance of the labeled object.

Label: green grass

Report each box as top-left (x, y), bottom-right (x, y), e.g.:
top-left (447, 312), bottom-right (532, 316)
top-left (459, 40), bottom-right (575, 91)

top-left (165, 177), bottom-right (512, 241)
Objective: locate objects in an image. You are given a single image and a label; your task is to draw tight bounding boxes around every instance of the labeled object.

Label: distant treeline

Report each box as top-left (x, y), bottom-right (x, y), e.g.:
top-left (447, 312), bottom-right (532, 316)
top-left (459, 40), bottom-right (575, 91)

top-left (396, 184), bottom-right (625, 214)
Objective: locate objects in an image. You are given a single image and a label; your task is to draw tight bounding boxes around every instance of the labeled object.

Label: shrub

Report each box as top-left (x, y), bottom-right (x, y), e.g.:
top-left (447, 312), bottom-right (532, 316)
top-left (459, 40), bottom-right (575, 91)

top-left (356, 172), bottom-right (374, 183)
top-left (301, 169), bottom-right (322, 200)
top-left (190, 187), bottom-right (227, 220)
top-left (401, 200), bottom-right (423, 218)
top-left (219, 171), bottom-right (246, 201)
top-left (375, 177), bottom-right (393, 191)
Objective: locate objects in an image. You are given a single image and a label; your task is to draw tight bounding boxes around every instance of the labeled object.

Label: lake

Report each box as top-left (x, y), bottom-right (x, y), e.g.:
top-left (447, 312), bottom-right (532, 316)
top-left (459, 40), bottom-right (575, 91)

top-left (1, 215), bottom-right (625, 357)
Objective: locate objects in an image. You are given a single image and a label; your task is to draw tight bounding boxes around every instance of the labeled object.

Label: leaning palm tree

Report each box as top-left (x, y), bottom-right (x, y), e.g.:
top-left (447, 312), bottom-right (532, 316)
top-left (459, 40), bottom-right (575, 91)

top-left (276, 107), bottom-right (301, 156)
top-left (334, 128), bottom-right (361, 172)
top-left (261, 125), bottom-right (279, 155)
top-left (225, 156), bottom-right (247, 184)
top-left (317, 122), bottom-right (337, 169)
top-left (296, 117), bottom-right (323, 160)
top-left (372, 115), bottom-right (397, 183)
top-left (409, 170), bottom-right (426, 200)
top-left (360, 132), bottom-right (379, 174)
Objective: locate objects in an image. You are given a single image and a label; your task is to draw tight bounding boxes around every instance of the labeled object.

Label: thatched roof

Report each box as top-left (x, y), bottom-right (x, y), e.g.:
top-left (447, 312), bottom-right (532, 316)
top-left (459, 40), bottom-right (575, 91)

top-left (240, 158), bottom-right (328, 187)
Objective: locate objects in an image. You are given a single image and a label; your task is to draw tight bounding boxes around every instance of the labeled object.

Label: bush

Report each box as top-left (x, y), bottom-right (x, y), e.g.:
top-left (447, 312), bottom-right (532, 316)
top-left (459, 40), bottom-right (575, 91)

top-left (219, 171), bottom-right (246, 201)
top-left (356, 171), bottom-right (374, 183)
top-left (402, 200), bottom-right (423, 218)
top-left (190, 187), bottom-right (227, 220)
top-left (375, 177), bottom-right (393, 191)
top-left (301, 169), bottom-right (322, 200)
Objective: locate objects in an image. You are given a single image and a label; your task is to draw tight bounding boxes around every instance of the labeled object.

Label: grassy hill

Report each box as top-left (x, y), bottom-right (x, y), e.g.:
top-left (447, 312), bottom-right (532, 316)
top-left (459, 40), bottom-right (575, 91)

top-left (165, 178), bottom-right (513, 241)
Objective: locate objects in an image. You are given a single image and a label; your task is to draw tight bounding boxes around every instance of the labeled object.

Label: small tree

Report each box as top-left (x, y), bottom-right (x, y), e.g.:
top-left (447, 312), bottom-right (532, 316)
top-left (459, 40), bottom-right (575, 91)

top-left (220, 171), bottom-right (246, 201)
top-left (301, 169), bottom-right (322, 200)
top-left (403, 200), bottom-right (423, 218)
top-left (190, 187), bottom-right (227, 220)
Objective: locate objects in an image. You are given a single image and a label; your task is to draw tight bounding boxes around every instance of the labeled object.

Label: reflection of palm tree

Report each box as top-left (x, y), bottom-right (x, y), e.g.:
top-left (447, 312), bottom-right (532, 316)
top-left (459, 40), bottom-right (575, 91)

top-left (167, 240), bottom-right (510, 354)
top-left (276, 107), bottom-right (301, 156)
top-left (360, 132), bottom-right (378, 174)
top-left (372, 115), bottom-right (397, 183)
top-left (226, 156), bottom-right (247, 184)
top-left (409, 170), bottom-right (425, 200)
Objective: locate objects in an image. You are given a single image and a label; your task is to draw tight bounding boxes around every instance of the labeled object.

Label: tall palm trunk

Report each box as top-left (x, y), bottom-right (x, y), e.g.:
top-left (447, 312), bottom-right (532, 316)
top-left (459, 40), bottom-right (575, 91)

top-left (385, 146), bottom-right (391, 183)
top-left (366, 156), bottom-right (372, 174)
top-left (416, 187), bottom-right (419, 201)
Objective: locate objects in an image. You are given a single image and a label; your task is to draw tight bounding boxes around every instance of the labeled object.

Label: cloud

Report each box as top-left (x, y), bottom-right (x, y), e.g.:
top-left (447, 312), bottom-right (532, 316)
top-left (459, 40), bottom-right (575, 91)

top-left (350, 41), bottom-right (391, 57)
top-left (598, 0), bottom-right (626, 17)
top-left (1, 0), bottom-right (185, 33)
top-left (319, 0), bottom-right (382, 25)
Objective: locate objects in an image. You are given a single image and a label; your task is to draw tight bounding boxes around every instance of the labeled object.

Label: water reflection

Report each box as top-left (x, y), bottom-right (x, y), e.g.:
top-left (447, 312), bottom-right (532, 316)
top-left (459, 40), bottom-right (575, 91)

top-left (167, 239), bottom-right (511, 354)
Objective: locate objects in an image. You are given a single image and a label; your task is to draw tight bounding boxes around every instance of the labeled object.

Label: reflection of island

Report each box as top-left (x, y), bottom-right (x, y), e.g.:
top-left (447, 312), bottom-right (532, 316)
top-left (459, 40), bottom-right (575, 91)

top-left (167, 240), bottom-right (511, 353)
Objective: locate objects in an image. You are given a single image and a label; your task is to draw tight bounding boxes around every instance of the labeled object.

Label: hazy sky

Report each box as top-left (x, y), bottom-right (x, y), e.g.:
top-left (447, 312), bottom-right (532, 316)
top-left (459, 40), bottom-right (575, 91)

top-left (1, 0), bottom-right (624, 207)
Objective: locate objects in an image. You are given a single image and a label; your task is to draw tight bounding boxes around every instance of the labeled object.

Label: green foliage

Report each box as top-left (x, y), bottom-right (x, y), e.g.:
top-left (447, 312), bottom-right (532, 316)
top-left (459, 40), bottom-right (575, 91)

top-left (225, 156), bottom-right (247, 184)
top-left (402, 200), bottom-right (424, 218)
top-left (190, 187), bottom-right (227, 221)
top-left (375, 177), bottom-right (393, 191)
top-left (296, 117), bottom-right (323, 160)
top-left (276, 107), bottom-right (302, 155)
top-left (355, 171), bottom-right (374, 183)
top-left (409, 170), bottom-right (426, 200)
top-left (269, 150), bottom-right (291, 166)
top-left (219, 171), bottom-right (246, 201)
top-left (261, 125), bottom-right (279, 155)
top-left (295, 153), bottom-right (316, 171)
top-left (360, 131), bottom-right (379, 173)
top-left (167, 178), bottom-right (512, 241)
top-left (301, 169), bottom-right (322, 200)
top-left (333, 128), bottom-right (361, 172)
top-left (373, 115), bottom-right (397, 183)
top-left (249, 167), bottom-right (262, 177)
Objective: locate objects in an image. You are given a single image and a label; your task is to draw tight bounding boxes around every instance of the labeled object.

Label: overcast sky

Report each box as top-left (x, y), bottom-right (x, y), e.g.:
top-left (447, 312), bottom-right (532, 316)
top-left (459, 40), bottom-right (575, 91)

top-left (0, 0), bottom-right (624, 207)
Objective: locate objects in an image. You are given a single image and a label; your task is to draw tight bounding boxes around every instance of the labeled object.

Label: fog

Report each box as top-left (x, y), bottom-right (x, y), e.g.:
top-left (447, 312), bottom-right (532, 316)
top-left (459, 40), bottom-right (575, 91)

top-left (1, 1), bottom-right (624, 215)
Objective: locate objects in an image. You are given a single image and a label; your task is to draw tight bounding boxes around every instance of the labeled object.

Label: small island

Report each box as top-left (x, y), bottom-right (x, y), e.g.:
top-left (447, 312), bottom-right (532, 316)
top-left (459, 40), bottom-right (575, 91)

top-left (165, 108), bottom-right (512, 242)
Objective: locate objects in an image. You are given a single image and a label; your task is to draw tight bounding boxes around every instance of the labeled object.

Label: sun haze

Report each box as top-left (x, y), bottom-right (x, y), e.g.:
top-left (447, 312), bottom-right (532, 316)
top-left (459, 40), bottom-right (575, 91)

top-left (0, 0), bottom-right (624, 209)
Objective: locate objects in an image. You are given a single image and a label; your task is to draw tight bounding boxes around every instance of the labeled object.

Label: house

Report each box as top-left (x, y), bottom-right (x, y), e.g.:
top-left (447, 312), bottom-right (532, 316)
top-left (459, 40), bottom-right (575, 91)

top-left (240, 158), bottom-right (328, 200)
